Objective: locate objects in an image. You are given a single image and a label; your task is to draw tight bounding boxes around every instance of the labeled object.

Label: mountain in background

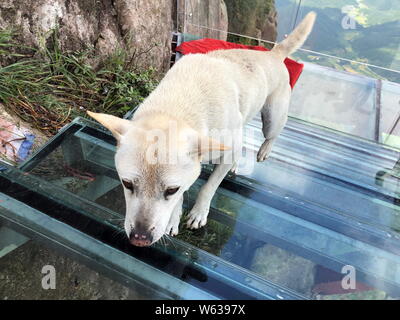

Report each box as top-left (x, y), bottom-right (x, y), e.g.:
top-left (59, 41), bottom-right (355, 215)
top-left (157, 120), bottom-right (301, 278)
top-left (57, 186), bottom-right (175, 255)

top-left (275, 0), bottom-right (400, 83)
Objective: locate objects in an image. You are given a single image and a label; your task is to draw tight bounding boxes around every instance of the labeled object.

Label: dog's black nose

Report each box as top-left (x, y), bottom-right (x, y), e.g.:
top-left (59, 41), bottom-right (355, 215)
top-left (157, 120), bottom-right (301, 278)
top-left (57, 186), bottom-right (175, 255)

top-left (129, 224), bottom-right (154, 247)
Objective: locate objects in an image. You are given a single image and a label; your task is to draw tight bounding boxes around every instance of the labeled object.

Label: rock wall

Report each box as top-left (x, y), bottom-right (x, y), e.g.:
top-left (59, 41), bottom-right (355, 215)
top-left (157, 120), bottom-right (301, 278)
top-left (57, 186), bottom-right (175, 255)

top-left (113, 0), bottom-right (174, 71)
top-left (0, 0), bottom-right (278, 70)
top-left (225, 0), bottom-right (277, 46)
top-left (0, 0), bottom-right (174, 72)
top-left (184, 0), bottom-right (229, 40)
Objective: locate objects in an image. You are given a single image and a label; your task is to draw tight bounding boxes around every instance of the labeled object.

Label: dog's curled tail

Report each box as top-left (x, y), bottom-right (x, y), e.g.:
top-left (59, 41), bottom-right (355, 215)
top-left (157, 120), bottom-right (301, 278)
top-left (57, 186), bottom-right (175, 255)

top-left (272, 11), bottom-right (316, 58)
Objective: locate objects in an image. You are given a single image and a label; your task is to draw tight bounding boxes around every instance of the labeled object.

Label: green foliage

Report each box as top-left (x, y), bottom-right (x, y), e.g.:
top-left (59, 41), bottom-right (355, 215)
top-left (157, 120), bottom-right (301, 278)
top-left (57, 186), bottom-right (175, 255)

top-left (296, 0), bottom-right (400, 27)
top-left (283, 0), bottom-right (358, 10)
top-left (97, 50), bottom-right (157, 114)
top-left (0, 28), bottom-right (158, 135)
top-left (277, 1), bottom-right (400, 83)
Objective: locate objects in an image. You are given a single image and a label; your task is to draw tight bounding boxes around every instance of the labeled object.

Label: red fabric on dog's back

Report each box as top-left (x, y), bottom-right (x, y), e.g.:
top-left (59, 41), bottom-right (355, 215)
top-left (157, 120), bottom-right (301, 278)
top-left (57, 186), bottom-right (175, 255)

top-left (175, 38), bottom-right (304, 89)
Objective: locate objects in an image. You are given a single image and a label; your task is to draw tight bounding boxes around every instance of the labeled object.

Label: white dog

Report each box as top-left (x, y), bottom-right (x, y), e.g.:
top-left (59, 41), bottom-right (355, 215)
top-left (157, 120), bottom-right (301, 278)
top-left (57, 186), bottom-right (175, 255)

top-left (88, 12), bottom-right (316, 246)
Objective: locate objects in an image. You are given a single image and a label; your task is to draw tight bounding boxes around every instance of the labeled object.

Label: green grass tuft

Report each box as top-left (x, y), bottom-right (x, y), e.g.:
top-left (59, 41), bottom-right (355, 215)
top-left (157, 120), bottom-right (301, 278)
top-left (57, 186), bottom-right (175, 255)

top-left (0, 28), bottom-right (158, 135)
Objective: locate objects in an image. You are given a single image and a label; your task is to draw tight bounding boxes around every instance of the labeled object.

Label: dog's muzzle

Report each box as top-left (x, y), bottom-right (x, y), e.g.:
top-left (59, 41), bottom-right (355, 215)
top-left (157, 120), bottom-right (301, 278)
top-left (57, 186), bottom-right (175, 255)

top-left (129, 223), bottom-right (154, 246)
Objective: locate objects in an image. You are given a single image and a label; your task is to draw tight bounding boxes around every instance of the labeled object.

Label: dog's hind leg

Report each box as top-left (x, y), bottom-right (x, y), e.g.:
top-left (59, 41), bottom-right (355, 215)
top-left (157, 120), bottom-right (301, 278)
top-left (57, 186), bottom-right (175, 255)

top-left (166, 195), bottom-right (183, 236)
top-left (257, 85), bottom-right (291, 162)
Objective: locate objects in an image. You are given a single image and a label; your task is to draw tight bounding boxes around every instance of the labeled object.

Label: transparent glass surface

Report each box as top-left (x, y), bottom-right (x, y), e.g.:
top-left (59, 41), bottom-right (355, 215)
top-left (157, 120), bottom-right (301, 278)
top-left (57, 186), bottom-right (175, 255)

top-left (1, 117), bottom-right (399, 300)
top-left (289, 63), bottom-right (376, 140)
top-left (381, 81), bottom-right (400, 148)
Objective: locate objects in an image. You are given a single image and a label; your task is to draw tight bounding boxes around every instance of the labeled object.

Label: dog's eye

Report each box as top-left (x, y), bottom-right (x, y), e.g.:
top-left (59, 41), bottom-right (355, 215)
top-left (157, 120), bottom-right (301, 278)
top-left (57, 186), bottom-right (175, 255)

top-left (164, 187), bottom-right (180, 199)
top-left (122, 180), bottom-right (134, 192)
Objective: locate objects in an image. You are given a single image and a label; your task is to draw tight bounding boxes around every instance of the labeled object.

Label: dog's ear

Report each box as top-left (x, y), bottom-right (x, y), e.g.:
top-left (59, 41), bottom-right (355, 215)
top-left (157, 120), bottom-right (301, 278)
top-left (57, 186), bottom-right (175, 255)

top-left (87, 111), bottom-right (131, 140)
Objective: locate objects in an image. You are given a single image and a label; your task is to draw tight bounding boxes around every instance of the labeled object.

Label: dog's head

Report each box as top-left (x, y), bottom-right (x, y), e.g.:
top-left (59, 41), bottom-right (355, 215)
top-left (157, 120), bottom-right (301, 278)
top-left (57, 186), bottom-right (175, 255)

top-left (87, 111), bottom-right (228, 246)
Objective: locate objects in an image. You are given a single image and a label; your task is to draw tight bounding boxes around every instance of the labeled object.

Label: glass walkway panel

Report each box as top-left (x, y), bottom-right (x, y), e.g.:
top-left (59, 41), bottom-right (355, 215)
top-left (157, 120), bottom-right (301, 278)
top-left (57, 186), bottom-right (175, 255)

top-left (0, 112), bottom-right (399, 299)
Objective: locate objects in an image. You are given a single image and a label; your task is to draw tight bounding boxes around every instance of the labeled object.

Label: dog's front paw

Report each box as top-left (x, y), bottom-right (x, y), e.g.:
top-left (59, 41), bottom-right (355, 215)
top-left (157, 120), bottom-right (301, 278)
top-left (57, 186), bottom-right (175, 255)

top-left (166, 217), bottom-right (180, 236)
top-left (229, 162), bottom-right (238, 175)
top-left (186, 207), bottom-right (208, 229)
top-left (257, 139), bottom-right (274, 162)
